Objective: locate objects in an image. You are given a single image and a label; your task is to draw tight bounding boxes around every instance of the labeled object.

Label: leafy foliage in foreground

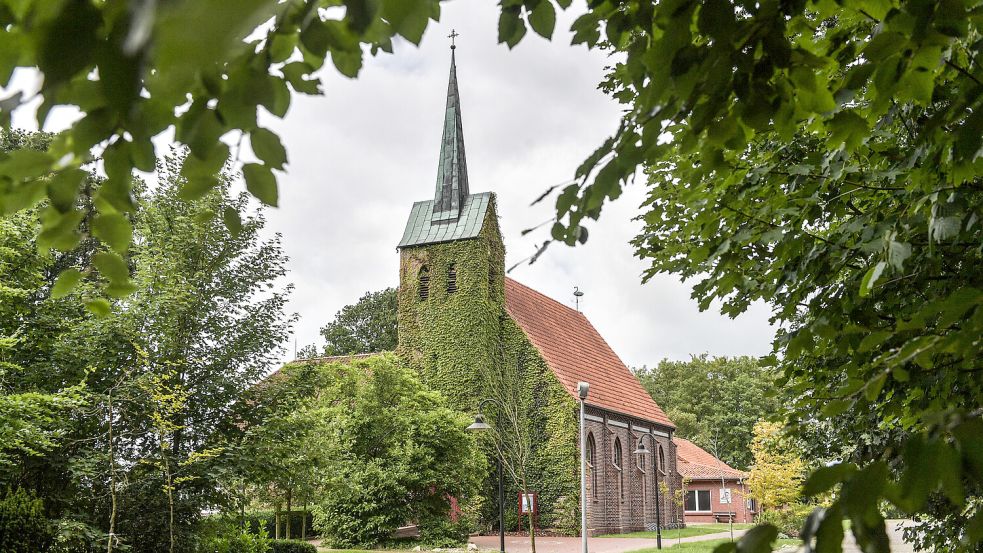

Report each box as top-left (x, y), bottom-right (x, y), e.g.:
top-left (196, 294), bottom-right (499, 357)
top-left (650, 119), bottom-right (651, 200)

top-left (0, 0), bottom-right (569, 305)
top-left (548, 1), bottom-right (983, 551)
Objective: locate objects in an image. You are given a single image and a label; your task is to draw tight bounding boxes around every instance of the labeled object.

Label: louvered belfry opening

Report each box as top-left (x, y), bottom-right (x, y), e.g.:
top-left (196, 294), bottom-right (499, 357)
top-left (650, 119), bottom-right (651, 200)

top-left (419, 266), bottom-right (430, 300)
top-left (447, 264), bottom-right (457, 293)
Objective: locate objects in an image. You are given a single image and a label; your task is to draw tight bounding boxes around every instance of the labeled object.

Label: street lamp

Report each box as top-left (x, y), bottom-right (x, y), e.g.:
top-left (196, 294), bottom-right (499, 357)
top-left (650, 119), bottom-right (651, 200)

top-left (468, 400), bottom-right (505, 553)
top-left (633, 437), bottom-right (662, 550)
top-left (577, 382), bottom-right (589, 553)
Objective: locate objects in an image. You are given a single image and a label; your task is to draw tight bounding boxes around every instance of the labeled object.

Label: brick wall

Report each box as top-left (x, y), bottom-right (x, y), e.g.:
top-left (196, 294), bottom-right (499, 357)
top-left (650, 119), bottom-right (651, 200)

top-left (582, 406), bottom-right (684, 536)
top-left (682, 479), bottom-right (756, 524)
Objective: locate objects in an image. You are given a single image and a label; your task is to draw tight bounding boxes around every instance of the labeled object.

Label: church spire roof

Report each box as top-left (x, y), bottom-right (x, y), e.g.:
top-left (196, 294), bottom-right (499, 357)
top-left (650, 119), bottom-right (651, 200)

top-left (431, 45), bottom-right (470, 222)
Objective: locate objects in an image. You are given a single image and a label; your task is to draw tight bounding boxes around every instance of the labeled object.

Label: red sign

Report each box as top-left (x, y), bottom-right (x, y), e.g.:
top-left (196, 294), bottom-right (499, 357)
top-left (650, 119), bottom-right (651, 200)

top-left (518, 492), bottom-right (538, 514)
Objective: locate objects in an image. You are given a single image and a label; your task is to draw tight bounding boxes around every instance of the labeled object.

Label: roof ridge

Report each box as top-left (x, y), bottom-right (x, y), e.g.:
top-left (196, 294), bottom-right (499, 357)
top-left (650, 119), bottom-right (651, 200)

top-left (503, 276), bottom-right (586, 319)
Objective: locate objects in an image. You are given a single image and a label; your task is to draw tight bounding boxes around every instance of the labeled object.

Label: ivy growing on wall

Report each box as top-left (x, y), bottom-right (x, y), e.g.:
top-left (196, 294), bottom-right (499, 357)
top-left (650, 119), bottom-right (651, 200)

top-left (396, 198), bottom-right (580, 532)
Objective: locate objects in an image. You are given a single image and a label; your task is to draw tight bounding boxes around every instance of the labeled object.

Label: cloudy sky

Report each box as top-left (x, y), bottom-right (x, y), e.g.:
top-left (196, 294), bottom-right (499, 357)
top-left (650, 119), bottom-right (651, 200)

top-left (257, 2), bottom-right (775, 368)
top-left (10, 1), bottom-right (775, 369)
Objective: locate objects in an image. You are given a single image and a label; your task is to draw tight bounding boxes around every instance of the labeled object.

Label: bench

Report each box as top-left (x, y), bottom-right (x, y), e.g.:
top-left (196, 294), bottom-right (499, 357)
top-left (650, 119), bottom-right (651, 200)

top-left (713, 512), bottom-right (737, 523)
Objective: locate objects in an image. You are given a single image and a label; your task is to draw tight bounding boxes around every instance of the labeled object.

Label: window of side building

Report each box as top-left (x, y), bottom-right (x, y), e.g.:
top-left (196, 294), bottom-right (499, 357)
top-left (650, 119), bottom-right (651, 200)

top-left (685, 489), bottom-right (711, 512)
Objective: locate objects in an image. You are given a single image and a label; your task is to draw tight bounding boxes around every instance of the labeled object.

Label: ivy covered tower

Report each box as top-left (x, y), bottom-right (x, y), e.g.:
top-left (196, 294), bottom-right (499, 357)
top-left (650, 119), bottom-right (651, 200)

top-left (396, 47), bottom-right (506, 410)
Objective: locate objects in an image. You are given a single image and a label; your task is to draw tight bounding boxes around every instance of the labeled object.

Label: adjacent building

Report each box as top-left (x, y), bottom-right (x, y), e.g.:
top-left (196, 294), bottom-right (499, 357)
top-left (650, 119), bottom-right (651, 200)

top-left (675, 438), bottom-right (755, 524)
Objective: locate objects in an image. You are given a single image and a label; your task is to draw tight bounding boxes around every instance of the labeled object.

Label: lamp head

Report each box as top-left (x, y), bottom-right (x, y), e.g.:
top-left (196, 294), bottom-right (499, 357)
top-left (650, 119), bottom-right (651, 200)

top-left (633, 441), bottom-right (649, 455)
top-left (467, 413), bottom-right (492, 432)
top-left (577, 381), bottom-right (589, 400)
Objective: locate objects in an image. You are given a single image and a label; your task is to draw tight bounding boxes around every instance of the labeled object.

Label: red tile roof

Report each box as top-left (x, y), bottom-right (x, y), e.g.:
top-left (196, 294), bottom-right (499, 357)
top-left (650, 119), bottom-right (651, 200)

top-left (675, 437), bottom-right (747, 481)
top-left (504, 277), bottom-right (674, 428)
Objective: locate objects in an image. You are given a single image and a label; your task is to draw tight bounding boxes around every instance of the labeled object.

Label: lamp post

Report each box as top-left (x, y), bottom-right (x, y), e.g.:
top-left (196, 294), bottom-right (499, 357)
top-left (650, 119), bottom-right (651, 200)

top-left (577, 382), bottom-right (589, 553)
top-left (468, 400), bottom-right (505, 553)
top-left (633, 437), bottom-right (662, 550)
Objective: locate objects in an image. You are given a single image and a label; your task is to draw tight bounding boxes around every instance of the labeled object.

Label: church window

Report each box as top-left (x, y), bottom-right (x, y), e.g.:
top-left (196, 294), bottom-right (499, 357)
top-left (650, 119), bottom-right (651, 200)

top-left (447, 263), bottom-right (458, 293)
top-left (613, 437), bottom-right (624, 500)
top-left (586, 433), bottom-right (597, 499)
top-left (658, 444), bottom-right (666, 474)
top-left (418, 266), bottom-right (430, 300)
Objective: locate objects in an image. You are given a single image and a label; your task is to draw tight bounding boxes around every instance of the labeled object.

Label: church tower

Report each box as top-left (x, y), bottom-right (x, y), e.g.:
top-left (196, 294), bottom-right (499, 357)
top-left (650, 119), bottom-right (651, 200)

top-left (396, 46), bottom-right (506, 411)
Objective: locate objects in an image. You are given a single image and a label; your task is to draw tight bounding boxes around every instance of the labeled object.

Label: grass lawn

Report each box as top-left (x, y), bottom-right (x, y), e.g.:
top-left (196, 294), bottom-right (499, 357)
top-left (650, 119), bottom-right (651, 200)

top-left (602, 524), bottom-right (755, 539)
top-left (627, 537), bottom-right (799, 553)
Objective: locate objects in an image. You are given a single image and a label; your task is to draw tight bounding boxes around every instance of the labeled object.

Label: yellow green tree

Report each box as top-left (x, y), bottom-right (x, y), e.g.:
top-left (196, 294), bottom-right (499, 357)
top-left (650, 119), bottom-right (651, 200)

top-left (747, 422), bottom-right (805, 513)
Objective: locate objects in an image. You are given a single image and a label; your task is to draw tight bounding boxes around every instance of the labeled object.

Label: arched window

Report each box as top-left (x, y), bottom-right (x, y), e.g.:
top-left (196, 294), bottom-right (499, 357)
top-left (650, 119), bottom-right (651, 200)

top-left (586, 433), bottom-right (597, 499)
top-left (613, 437), bottom-right (624, 500)
top-left (418, 266), bottom-right (430, 300)
top-left (658, 444), bottom-right (666, 475)
top-left (447, 263), bottom-right (457, 293)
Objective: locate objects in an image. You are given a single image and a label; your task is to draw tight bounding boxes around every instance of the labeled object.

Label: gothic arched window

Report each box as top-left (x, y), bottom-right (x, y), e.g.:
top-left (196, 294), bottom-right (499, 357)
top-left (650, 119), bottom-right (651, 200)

top-left (658, 444), bottom-right (667, 475)
top-left (586, 433), bottom-right (597, 498)
top-left (447, 263), bottom-right (458, 293)
top-left (418, 266), bottom-right (430, 300)
top-left (613, 437), bottom-right (624, 500)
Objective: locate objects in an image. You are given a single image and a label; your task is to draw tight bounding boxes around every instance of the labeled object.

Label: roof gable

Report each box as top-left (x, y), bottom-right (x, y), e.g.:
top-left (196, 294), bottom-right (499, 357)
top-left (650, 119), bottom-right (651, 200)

top-left (503, 277), bottom-right (674, 428)
top-left (675, 437), bottom-right (747, 480)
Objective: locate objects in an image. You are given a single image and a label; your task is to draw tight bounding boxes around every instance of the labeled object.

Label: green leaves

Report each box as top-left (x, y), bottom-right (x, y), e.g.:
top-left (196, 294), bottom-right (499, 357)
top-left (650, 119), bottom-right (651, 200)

top-left (92, 213), bottom-right (132, 253)
top-left (51, 269), bottom-right (84, 299)
top-left (250, 128), bottom-right (288, 171)
top-left (243, 163), bottom-right (278, 207)
top-left (528, 1), bottom-right (557, 39)
top-left (498, 7), bottom-right (527, 49)
top-left (859, 261), bottom-right (886, 298)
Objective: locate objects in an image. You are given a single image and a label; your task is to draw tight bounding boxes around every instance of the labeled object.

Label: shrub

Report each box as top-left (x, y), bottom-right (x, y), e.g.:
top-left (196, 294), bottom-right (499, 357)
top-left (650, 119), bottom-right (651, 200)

top-left (199, 522), bottom-right (270, 553)
top-left (418, 517), bottom-right (472, 549)
top-left (243, 511), bottom-right (317, 539)
top-left (0, 487), bottom-right (55, 553)
top-left (756, 504), bottom-right (814, 538)
top-left (268, 539), bottom-right (316, 553)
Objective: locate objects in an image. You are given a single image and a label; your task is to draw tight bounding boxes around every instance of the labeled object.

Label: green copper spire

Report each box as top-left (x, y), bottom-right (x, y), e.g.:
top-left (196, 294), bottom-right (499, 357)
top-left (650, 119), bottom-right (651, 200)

top-left (431, 45), bottom-right (470, 222)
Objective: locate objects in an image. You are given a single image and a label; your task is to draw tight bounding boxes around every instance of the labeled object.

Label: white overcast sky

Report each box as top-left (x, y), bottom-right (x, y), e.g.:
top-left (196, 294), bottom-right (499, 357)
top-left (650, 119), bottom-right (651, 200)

top-left (8, 1), bottom-right (775, 369)
top-left (258, 1), bottom-right (775, 367)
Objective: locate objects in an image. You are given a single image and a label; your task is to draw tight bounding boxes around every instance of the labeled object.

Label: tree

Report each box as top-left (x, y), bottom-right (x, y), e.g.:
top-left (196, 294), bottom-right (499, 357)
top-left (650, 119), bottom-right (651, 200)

top-left (247, 354), bottom-right (485, 549)
top-left (531, 2), bottom-right (983, 551)
top-left (747, 422), bottom-right (805, 514)
top-left (0, 146), bottom-right (295, 553)
top-left (319, 288), bottom-right (398, 356)
top-left (634, 355), bottom-right (778, 469)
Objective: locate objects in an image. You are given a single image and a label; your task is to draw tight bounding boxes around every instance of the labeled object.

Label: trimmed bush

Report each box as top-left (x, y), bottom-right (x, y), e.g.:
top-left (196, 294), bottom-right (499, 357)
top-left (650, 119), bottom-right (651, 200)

top-left (756, 504), bottom-right (813, 538)
top-left (244, 511), bottom-right (317, 540)
top-left (0, 487), bottom-right (55, 553)
top-left (268, 539), bottom-right (316, 553)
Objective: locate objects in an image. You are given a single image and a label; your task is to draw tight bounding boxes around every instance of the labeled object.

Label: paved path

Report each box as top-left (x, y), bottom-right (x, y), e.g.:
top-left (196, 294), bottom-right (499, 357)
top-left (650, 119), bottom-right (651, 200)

top-left (470, 529), bottom-right (747, 553)
top-left (471, 521), bottom-right (919, 553)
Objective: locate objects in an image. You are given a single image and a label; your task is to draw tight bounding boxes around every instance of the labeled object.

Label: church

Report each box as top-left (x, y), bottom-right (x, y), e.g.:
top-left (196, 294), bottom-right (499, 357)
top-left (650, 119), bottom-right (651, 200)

top-left (391, 47), bottom-right (683, 536)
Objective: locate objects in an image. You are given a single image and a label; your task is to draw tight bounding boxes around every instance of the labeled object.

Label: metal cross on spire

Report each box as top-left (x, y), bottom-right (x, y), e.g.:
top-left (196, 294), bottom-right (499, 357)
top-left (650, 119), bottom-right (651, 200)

top-left (448, 29), bottom-right (459, 49)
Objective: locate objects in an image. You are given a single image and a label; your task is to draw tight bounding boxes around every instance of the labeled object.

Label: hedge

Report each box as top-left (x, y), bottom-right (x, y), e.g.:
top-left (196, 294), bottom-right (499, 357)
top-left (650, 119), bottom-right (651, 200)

top-left (269, 539), bottom-right (316, 553)
top-left (243, 511), bottom-right (317, 539)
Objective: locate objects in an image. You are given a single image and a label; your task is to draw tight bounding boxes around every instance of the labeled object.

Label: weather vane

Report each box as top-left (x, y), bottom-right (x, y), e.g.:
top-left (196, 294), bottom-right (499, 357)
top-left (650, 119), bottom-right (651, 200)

top-left (449, 29), bottom-right (459, 49)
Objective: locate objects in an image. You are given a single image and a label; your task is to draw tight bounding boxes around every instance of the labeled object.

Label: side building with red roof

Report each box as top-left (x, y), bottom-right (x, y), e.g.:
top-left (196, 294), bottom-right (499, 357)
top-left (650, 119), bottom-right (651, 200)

top-left (675, 438), bottom-right (756, 524)
top-left (388, 48), bottom-right (684, 536)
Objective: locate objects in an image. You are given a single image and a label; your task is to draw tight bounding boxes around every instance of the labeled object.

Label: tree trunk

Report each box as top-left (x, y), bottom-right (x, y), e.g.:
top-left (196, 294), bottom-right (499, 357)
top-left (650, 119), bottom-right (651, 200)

top-left (285, 488), bottom-right (292, 540)
top-left (302, 499), bottom-right (307, 540)
top-left (274, 500), bottom-right (281, 540)
top-left (106, 393), bottom-right (117, 553)
top-left (522, 480), bottom-right (536, 553)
